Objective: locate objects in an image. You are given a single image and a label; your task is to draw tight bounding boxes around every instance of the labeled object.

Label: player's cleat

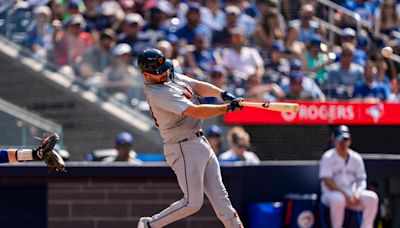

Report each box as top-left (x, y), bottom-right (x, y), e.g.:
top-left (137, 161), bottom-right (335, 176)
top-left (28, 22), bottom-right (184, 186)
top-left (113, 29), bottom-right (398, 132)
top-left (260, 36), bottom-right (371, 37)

top-left (137, 217), bottom-right (152, 228)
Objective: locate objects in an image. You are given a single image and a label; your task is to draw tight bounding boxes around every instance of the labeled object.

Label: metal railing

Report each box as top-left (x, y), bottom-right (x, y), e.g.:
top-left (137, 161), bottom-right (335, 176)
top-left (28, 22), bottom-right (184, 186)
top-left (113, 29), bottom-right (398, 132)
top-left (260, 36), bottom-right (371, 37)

top-left (316, 0), bottom-right (362, 46)
top-left (0, 98), bottom-right (63, 148)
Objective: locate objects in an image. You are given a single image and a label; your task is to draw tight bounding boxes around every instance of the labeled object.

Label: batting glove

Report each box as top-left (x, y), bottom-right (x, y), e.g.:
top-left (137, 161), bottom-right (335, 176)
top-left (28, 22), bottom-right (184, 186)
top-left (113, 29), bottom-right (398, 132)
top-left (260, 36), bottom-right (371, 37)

top-left (221, 91), bottom-right (236, 102)
top-left (227, 98), bottom-right (244, 112)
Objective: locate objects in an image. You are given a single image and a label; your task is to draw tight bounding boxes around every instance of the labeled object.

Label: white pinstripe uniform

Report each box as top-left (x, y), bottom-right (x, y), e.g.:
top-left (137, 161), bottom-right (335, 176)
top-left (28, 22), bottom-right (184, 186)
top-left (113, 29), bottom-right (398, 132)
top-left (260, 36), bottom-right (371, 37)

top-left (139, 74), bottom-right (243, 228)
top-left (319, 148), bottom-right (378, 228)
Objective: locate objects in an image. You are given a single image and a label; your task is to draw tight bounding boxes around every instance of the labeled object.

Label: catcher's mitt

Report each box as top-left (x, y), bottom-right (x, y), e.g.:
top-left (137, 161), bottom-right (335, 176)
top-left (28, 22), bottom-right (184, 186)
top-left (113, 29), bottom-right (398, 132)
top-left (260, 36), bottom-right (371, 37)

top-left (37, 133), bottom-right (66, 172)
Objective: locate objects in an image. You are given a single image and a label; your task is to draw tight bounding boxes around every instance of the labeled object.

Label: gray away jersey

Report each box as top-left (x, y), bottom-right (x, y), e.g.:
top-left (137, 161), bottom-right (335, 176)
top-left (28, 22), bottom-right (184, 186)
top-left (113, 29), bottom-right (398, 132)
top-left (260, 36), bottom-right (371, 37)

top-left (144, 73), bottom-right (202, 144)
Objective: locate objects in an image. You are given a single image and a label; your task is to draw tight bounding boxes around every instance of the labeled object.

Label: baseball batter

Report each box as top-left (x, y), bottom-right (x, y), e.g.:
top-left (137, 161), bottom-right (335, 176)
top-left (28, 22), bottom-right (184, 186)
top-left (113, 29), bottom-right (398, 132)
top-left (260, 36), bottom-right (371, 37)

top-left (319, 125), bottom-right (378, 228)
top-left (137, 49), bottom-right (244, 228)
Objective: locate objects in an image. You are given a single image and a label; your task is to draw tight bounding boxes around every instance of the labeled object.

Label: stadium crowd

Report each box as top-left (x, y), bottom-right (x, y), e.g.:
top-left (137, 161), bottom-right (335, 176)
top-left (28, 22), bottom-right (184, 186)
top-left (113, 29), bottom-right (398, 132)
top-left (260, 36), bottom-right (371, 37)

top-left (3, 0), bottom-right (400, 104)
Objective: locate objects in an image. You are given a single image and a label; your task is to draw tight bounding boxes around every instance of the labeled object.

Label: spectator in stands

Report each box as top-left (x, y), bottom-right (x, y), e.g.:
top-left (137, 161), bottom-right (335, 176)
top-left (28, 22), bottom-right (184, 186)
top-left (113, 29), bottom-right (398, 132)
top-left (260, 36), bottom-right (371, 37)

top-left (264, 40), bottom-right (290, 83)
top-left (102, 132), bottom-right (139, 162)
top-left (374, 0), bottom-right (400, 44)
top-left (53, 14), bottom-right (94, 66)
top-left (222, 28), bottom-right (265, 81)
top-left (284, 23), bottom-right (306, 61)
top-left (353, 60), bottom-right (389, 102)
top-left (344, 0), bottom-right (374, 29)
top-left (289, 4), bottom-right (320, 43)
top-left (49, 0), bottom-right (64, 21)
top-left (102, 43), bottom-right (143, 102)
top-left (252, 8), bottom-right (285, 51)
top-left (82, 0), bottom-right (113, 33)
top-left (340, 28), bottom-right (367, 66)
top-left (246, 75), bottom-right (285, 101)
top-left (281, 0), bottom-right (304, 21)
top-left (141, 6), bottom-right (169, 47)
top-left (284, 59), bottom-right (327, 102)
top-left (219, 127), bottom-right (260, 165)
top-left (319, 125), bottom-right (378, 228)
top-left (224, 0), bottom-right (256, 38)
top-left (185, 32), bottom-right (217, 80)
top-left (285, 71), bottom-right (324, 101)
top-left (325, 42), bottom-right (364, 99)
top-left (375, 56), bottom-right (393, 91)
top-left (205, 125), bottom-right (223, 155)
top-left (117, 13), bottom-right (147, 60)
top-left (24, 6), bottom-right (54, 61)
top-left (200, 0), bottom-right (225, 32)
top-left (305, 34), bottom-right (330, 85)
top-left (212, 5), bottom-right (240, 47)
top-left (175, 3), bottom-right (211, 44)
top-left (77, 29), bottom-right (115, 84)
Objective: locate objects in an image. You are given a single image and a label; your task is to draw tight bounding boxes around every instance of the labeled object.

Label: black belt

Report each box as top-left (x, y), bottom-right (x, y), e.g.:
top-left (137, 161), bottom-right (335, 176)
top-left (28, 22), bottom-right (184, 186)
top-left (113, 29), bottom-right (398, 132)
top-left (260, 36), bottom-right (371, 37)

top-left (178, 131), bottom-right (204, 143)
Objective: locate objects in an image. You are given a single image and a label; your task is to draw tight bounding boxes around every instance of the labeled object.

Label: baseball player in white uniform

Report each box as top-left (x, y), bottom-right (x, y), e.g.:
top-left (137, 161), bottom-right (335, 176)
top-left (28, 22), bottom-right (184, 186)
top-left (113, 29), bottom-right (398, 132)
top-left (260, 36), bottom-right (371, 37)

top-left (319, 125), bottom-right (378, 228)
top-left (136, 49), bottom-right (244, 228)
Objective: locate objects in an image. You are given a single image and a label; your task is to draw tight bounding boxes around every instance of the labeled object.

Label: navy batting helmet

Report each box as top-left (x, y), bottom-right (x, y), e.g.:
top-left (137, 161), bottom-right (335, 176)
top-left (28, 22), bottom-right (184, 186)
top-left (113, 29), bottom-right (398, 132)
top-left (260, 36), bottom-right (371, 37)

top-left (138, 48), bottom-right (173, 75)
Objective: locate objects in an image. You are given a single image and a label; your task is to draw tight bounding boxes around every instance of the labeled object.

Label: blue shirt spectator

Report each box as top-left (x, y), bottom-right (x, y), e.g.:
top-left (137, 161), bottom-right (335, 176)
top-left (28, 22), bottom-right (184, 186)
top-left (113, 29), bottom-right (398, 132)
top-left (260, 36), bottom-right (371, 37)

top-left (354, 60), bottom-right (389, 101)
top-left (175, 3), bottom-right (211, 44)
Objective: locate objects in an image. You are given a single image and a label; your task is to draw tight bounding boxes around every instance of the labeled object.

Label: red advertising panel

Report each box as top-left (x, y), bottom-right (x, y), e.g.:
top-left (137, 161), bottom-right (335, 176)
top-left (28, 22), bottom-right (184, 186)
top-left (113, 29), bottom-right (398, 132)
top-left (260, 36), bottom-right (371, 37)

top-left (224, 101), bottom-right (400, 125)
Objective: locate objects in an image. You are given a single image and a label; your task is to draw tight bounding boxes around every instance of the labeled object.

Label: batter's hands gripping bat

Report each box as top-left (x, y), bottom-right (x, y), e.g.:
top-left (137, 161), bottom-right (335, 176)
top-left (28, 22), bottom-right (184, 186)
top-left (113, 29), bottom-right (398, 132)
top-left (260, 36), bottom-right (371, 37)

top-left (239, 101), bottom-right (300, 113)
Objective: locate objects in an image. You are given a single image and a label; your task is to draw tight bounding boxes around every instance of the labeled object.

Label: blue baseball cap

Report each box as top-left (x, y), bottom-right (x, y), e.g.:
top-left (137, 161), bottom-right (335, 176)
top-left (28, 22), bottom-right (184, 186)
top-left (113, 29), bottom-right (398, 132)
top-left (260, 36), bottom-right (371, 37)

top-left (188, 3), bottom-right (201, 12)
top-left (334, 125), bottom-right (351, 141)
top-left (289, 59), bottom-right (303, 71)
top-left (115, 132), bottom-right (134, 145)
top-left (206, 125), bottom-right (222, 137)
top-left (271, 40), bottom-right (285, 52)
top-left (309, 34), bottom-right (322, 47)
top-left (289, 71), bottom-right (304, 83)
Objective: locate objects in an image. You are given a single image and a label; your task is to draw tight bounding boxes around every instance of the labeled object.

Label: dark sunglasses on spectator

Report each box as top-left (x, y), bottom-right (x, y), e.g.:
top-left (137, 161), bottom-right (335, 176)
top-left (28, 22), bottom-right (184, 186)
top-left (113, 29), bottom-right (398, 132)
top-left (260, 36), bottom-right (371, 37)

top-left (236, 144), bottom-right (249, 149)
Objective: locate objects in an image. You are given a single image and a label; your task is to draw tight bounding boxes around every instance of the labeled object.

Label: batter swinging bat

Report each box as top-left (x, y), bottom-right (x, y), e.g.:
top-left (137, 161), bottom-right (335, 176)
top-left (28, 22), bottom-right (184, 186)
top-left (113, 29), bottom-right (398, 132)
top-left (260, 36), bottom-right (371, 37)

top-left (239, 101), bottom-right (300, 112)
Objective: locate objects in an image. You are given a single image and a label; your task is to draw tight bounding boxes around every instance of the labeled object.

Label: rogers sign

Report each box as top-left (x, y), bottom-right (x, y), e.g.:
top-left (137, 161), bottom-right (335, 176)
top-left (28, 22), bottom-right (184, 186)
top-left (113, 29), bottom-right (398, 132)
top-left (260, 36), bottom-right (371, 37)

top-left (224, 102), bottom-right (400, 125)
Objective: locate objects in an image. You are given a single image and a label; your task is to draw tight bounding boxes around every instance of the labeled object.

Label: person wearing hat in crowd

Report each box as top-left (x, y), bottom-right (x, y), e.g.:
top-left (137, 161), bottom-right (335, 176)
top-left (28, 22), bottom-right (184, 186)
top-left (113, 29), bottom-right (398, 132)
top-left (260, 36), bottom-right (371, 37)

top-left (280, 59), bottom-right (326, 102)
top-left (102, 132), bottom-right (140, 162)
top-left (285, 70), bottom-right (322, 101)
top-left (219, 127), bottom-right (260, 165)
top-left (319, 125), bottom-right (378, 228)
top-left (24, 5), bottom-right (54, 61)
top-left (340, 27), bottom-right (367, 66)
top-left (77, 29), bottom-right (115, 85)
top-left (205, 125), bottom-right (223, 155)
top-left (102, 43), bottom-right (143, 102)
top-left (141, 6), bottom-right (169, 47)
top-left (264, 40), bottom-right (290, 82)
top-left (175, 3), bottom-right (211, 45)
top-left (117, 13), bottom-right (148, 59)
top-left (53, 14), bottom-right (93, 66)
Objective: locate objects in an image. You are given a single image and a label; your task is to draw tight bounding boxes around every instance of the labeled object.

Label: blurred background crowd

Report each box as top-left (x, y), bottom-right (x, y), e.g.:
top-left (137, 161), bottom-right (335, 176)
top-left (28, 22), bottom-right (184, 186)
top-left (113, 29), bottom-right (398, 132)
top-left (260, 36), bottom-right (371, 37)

top-left (2, 0), bottom-right (400, 109)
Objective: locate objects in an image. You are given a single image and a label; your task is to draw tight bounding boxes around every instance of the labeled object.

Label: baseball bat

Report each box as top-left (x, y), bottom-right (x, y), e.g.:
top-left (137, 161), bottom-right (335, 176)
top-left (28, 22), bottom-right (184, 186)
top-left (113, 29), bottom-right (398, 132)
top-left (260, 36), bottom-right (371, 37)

top-left (240, 101), bottom-right (300, 112)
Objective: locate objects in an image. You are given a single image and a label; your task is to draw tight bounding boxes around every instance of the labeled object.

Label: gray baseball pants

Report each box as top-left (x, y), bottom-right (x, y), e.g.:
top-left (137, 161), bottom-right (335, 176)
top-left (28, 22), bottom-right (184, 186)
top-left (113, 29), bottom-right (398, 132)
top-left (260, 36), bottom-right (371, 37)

top-left (147, 136), bottom-right (243, 228)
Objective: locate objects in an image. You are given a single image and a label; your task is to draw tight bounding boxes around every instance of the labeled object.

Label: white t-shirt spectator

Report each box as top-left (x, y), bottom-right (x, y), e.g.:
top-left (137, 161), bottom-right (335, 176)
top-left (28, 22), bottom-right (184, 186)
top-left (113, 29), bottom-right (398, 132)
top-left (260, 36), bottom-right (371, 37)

top-left (222, 47), bottom-right (264, 80)
top-left (218, 149), bottom-right (260, 165)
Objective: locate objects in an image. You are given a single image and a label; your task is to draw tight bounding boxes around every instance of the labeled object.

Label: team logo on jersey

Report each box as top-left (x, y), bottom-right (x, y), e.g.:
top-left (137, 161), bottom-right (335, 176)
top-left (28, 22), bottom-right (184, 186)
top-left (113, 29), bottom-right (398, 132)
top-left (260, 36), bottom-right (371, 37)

top-left (297, 210), bottom-right (314, 228)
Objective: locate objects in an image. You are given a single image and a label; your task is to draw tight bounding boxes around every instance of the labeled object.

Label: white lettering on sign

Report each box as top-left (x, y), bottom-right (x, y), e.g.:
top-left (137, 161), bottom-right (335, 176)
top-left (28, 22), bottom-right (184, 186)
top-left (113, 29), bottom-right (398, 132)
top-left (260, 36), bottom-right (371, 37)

top-left (281, 104), bottom-right (356, 122)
